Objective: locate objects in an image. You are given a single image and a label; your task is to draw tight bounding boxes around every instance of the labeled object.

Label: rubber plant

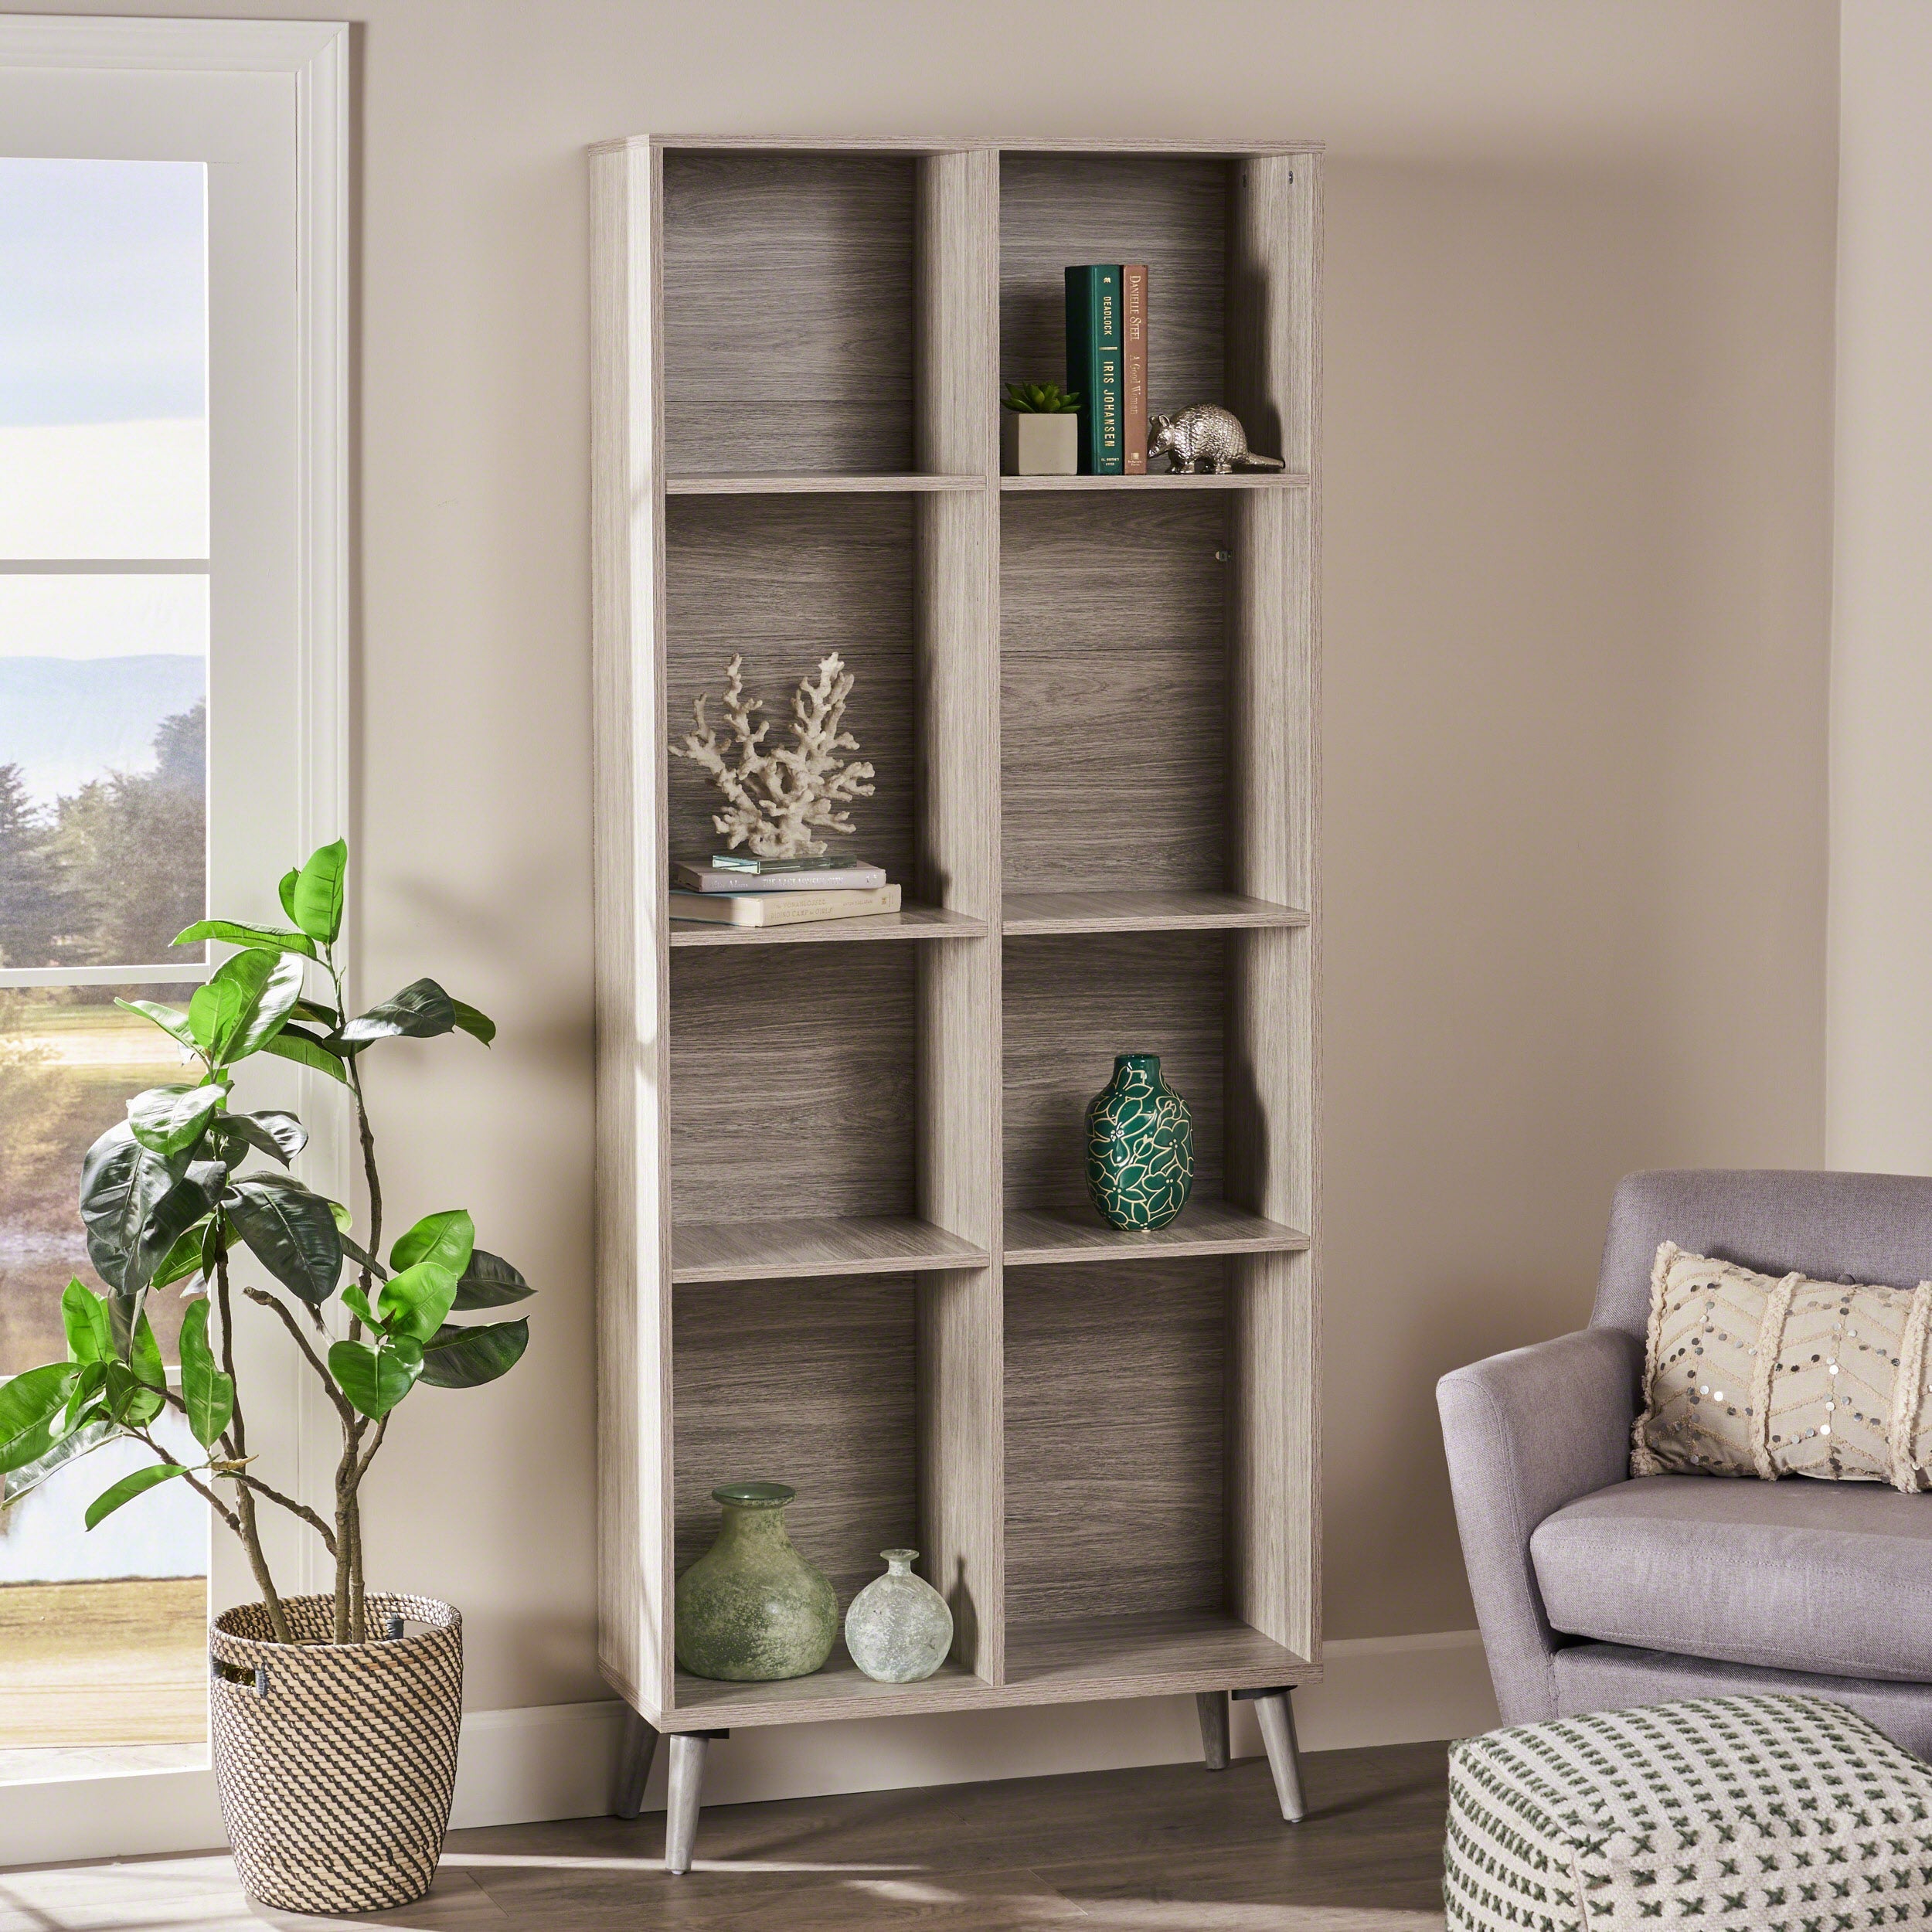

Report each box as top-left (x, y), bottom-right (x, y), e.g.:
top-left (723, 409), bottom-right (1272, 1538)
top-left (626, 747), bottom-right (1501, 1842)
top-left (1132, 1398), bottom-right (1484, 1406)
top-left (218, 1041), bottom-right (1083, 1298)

top-left (0, 839), bottom-right (532, 1645)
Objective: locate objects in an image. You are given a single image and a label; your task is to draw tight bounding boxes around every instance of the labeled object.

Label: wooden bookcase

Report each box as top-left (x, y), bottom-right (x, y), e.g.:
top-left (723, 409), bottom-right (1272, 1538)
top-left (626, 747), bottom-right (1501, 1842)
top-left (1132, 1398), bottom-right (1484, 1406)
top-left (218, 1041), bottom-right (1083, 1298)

top-left (590, 135), bottom-right (1321, 1766)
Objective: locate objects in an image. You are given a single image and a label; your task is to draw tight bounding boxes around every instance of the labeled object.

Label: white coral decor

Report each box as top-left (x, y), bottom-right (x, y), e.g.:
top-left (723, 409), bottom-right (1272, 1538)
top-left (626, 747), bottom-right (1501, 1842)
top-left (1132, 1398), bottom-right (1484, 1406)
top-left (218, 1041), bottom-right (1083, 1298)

top-left (668, 652), bottom-right (877, 860)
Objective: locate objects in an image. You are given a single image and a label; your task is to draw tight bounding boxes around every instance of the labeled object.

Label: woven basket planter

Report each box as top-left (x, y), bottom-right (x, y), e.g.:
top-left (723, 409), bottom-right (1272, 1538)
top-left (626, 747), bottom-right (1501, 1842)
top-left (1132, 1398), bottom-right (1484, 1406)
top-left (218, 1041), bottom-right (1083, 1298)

top-left (209, 1592), bottom-right (463, 1913)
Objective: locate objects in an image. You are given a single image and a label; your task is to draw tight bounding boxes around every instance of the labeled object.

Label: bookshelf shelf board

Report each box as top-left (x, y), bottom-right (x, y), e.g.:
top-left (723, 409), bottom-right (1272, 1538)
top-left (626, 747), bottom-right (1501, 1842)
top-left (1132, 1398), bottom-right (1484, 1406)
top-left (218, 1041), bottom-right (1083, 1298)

top-left (1003, 1201), bottom-right (1311, 1267)
top-left (665, 473), bottom-right (986, 495)
top-left (1001, 890), bottom-right (1309, 937)
top-left (1003, 1611), bottom-right (1316, 1696)
top-left (670, 1214), bottom-right (991, 1284)
top-left (998, 471), bottom-right (1311, 492)
top-left (669, 903), bottom-right (989, 947)
top-left (669, 1648), bottom-right (994, 1728)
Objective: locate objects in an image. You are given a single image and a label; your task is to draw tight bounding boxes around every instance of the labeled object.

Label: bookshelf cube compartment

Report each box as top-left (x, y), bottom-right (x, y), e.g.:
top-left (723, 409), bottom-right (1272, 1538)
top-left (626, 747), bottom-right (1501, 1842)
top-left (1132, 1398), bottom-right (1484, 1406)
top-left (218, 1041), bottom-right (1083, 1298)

top-left (1001, 154), bottom-right (1230, 433)
top-left (1004, 930), bottom-right (1228, 1216)
top-left (1005, 1257), bottom-right (1226, 1624)
top-left (666, 495), bottom-right (917, 887)
top-left (662, 150), bottom-right (917, 475)
top-left (673, 1274), bottom-right (920, 1618)
top-left (1002, 492), bottom-right (1231, 894)
top-left (670, 944), bottom-right (919, 1224)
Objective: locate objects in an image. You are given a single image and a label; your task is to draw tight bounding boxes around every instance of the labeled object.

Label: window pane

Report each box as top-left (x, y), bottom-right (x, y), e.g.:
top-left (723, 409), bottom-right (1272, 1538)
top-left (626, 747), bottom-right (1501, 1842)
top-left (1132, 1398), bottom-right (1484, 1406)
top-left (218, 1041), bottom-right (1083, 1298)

top-left (0, 158), bottom-right (207, 559)
top-left (0, 983), bottom-right (207, 1779)
top-left (0, 577), bottom-right (207, 971)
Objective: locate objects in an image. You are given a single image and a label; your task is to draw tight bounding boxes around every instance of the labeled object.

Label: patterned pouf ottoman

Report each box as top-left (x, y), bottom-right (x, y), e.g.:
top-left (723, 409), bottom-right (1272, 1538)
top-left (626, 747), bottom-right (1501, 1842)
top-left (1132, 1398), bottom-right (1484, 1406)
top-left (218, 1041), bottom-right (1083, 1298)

top-left (1445, 1693), bottom-right (1932, 1930)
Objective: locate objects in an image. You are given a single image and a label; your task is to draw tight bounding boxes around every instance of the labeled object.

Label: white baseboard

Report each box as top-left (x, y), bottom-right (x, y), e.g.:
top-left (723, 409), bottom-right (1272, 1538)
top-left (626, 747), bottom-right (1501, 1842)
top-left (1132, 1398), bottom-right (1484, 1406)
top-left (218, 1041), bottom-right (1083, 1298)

top-left (0, 1628), bottom-right (1498, 1865)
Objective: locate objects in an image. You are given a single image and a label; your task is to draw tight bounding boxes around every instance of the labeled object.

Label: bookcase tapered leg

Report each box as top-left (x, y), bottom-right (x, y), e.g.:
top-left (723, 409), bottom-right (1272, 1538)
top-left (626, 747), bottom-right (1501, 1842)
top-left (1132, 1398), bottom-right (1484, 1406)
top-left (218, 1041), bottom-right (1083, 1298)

top-left (1238, 1687), bottom-right (1306, 1822)
top-left (1196, 1690), bottom-right (1230, 1770)
top-left (665, 1730), bottom-right (726, 1874)
top-left (612, 1706), bottom-right (658, 1819)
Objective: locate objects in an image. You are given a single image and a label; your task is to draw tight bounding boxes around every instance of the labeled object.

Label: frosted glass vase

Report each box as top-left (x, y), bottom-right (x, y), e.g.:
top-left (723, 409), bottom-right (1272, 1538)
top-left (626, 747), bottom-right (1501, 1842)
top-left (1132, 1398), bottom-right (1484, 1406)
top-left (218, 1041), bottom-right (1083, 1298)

top-left (674, 1481), bottom-right (837, 1682)
top-left (842, 1549), bottom-right (953, 1684)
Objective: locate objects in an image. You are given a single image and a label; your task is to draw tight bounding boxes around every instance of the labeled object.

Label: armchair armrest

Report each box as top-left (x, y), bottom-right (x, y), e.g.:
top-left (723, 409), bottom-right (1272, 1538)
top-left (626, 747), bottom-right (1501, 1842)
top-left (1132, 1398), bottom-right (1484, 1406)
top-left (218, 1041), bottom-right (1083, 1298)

top-left (1437, 1326), bottom-right (1642, 1724)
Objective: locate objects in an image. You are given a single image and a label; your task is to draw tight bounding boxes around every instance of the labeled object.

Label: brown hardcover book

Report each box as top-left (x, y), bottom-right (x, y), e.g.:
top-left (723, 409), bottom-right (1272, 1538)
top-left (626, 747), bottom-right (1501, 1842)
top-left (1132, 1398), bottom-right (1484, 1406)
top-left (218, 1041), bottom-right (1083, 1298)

top-left (1122, 264), bottom-right (1148, 474)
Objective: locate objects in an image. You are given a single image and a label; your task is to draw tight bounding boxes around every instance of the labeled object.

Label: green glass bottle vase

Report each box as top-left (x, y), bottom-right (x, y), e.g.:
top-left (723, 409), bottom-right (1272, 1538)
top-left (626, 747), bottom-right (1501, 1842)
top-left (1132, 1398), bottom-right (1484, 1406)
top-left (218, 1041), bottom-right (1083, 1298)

top-left (1084, 1052), bottom-right (1194, 1231)
top-left (674, 1481), bottom-right (838, 1682)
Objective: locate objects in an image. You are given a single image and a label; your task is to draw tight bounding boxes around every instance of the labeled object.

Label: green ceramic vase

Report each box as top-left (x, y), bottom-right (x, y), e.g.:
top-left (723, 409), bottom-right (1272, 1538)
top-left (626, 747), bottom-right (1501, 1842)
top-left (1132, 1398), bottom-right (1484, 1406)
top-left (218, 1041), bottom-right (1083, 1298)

top-left (1084, 1052), bottom-right (1194, 1231)
top-left (675, 1481), bottom-right (838, 1682)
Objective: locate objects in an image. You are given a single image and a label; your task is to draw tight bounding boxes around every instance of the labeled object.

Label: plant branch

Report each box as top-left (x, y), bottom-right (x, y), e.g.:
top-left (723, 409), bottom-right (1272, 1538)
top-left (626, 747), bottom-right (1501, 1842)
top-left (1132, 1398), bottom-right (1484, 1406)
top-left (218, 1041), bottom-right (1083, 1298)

top-left (231, 1471), bottom-right (338, 1556)
top-left (242, 1287), bottom-right (355, 1426)
top-left (128, 1425), bottom-right (240, 1536)
top-left (214, 1243), bottom-right (291, 1642)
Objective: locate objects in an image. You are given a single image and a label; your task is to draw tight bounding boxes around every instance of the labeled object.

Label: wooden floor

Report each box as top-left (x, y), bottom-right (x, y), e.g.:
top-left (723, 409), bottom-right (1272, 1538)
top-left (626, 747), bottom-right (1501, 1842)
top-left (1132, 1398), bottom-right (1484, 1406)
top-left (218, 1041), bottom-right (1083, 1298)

top-left (0, 1741), bottom-right (1450, 1930)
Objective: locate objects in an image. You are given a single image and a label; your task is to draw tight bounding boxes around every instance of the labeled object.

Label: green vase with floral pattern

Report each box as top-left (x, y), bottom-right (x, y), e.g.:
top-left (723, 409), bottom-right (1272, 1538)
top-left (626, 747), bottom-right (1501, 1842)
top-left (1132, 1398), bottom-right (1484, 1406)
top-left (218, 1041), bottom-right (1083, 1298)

top-left (1083, 1052), bottom-right (1193, 1231)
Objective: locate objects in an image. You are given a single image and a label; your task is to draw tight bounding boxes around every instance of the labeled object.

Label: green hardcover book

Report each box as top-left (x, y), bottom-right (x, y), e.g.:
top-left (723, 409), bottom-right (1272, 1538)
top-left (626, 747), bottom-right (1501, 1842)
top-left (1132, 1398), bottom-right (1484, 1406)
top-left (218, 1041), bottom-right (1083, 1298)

top-left (1065, 265), bottom-right (1124, 474)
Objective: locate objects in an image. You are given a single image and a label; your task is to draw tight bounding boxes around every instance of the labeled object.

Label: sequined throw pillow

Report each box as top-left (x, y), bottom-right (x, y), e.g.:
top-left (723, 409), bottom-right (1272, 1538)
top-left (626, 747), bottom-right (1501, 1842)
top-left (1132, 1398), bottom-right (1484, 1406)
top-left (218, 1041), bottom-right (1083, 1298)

top-left (1631, 1240), bottom-right (1932, 1488)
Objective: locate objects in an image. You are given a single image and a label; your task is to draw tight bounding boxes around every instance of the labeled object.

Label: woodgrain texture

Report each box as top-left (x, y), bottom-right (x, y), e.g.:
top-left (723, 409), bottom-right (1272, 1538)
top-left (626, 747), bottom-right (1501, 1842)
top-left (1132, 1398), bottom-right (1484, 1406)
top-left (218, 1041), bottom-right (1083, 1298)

top-left (1002, 932), bottom-right (1226, 1213)
top-left (1003, 1608), bottom-right (1312, 1693)
top-left (672, 1275), bottom-right (919, 1619)
top-left (913, 148), bottom-right (1008, 1685)
top-left (1005, 1260), bottom-right (1228, 1626)
top-left (668, 945), bottom-right (917, 1223)
top-left (667, 473), bottom-right (981, 494)
top-left (662, 151), bottom-right (914, 474)
top-left (999, 471), bottom-right (1308, 492)
top-left (591, 140), bottom-right (673, 1714)
top-left (1002, 493), bottom-right (1230, 892)
top-left (1229, 153), bottom-right (1320, 481)
top-left (1002, 889), bottom-right (1306, 936)
top-left (672, 1215), bottom-right (987, 1283)
top-left (665, 495), bottom-right (916, 886)
top-left (1003, 1199), bottom-right (1308, 1267)
top-left (1000, 154), bottom-right (1228, 427)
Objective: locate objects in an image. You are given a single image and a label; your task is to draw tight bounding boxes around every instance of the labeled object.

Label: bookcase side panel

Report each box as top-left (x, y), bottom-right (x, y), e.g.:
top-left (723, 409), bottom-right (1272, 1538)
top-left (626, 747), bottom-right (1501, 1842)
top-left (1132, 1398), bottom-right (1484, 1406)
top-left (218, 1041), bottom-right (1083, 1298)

top-left (913, 148), bottom-right (1006, 1684)
top-left (1229, 152), bottom-right (1318, 476)
top-left (591, 141), bottom-right (674, 1715)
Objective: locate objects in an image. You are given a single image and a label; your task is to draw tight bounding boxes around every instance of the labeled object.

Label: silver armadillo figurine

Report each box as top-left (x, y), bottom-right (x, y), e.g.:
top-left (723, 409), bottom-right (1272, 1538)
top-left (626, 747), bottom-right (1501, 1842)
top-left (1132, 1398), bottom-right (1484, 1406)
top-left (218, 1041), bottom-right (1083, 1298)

top-left (1147, 404), bottom-right (1285, 475)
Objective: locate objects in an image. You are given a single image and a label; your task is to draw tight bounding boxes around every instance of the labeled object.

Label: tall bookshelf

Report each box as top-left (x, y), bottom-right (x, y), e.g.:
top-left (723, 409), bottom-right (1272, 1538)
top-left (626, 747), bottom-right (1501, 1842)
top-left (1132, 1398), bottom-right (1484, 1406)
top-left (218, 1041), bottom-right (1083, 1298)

top-left (590, 134), bottom-right (1321, 1854)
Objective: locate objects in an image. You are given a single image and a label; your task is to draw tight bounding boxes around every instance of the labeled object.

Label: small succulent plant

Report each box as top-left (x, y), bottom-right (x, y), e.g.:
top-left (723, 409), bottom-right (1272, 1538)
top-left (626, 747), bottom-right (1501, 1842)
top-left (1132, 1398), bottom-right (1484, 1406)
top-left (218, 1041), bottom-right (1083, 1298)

top-left (1002, 380), bottom-right (1080, 414)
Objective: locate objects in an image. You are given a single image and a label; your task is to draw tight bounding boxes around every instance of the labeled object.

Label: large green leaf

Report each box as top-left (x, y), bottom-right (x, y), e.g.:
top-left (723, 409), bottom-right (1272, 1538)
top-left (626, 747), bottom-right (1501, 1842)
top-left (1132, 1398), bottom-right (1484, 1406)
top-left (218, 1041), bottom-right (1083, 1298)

top-left (128, 1082), bottom-right (226, 1158)
top-left (340, 978), bottom-right (456, 1045)
top-left (207, 1108), bottom-right (308, 1168)
top-left (229, 950), bottom-right (306, 1060)
top-left (128, 1160), bottom-right (227, 1299)
top-left (179, 1301), bottom-right (233, 1449)
top-left (79, 1123), bottom-right (183, 1294)
top-left (61, 1281), bottom-right (110, 1364)
top-left (389, 1209), bottom-right (474, 1278)
top-left (149, 1219), bottom-right (211, 1292)
top-left (0, 1362), bottom-right (77, 1447)
top-left (450, 999), bottom-right (495, 1046)
top-left (172, 917), bottom-right (315, 959)
top-left (328, 1339), bottom-right (417, 1419)
top-left (278, 866), bottom-right (301, 923)
top-left (114, 998), bottom-right (197, 1053)
top-left (186, 949), bottom-right (278, 1056)
top-left (2, 1419), bottom-right (115, 1508)
top-left (224, 1176), bottom-right (344, 1304)
top-left (290, 839), bottom-right (349, 944)
top-left (102, 1360), bottom-right (164, 1429)
top-left (260, 1026), bottom-right (350, 1085)
top-left (84, 1461), bottom-right (187, 1530)
top-left (453, 1249), bottom-right (535, 1310)
top-left (128, 1311), bottom-right (165, 1391)
top-left (419, 1318), bottom-right (529, 1389)
top-left (53, 1359), bottom-right (106, 1439)
top-left (376, 1260), bottom-right (460, 1345)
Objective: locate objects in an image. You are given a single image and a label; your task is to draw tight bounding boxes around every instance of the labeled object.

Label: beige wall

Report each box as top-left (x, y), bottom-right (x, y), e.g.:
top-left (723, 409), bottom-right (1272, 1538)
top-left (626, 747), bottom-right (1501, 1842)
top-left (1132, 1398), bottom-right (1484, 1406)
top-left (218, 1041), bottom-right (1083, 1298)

top-left (9, 0), bottom-right (1839, 1727)
top-left (1828, 1), bottom-right (1932, 1172)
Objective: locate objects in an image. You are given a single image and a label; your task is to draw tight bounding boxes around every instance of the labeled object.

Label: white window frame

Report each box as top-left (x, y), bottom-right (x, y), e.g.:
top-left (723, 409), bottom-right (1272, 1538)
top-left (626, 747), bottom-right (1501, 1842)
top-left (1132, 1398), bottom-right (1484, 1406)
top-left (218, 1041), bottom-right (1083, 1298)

top-left (0, 16), bottom-right (348, 1855)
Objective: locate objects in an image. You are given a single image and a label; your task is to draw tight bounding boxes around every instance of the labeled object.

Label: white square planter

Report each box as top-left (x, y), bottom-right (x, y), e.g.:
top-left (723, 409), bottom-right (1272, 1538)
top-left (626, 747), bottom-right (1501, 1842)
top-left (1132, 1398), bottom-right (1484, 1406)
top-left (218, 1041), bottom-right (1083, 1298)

top-left (1002, 410), bottom-right (1078, 476)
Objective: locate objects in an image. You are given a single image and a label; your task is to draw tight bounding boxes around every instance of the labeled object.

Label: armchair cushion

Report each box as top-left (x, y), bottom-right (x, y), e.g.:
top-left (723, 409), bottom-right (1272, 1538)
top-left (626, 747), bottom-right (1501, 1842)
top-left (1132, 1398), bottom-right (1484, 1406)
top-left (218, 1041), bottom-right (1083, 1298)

top-left (1532, 1473), bottom-right (1932, 1682)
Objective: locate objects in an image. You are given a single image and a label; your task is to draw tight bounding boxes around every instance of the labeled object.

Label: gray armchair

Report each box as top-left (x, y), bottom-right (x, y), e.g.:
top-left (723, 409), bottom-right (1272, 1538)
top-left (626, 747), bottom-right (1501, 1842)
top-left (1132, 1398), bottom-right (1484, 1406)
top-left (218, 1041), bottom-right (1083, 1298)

top-left (1438, 1168), bottom-right (1932, 1756)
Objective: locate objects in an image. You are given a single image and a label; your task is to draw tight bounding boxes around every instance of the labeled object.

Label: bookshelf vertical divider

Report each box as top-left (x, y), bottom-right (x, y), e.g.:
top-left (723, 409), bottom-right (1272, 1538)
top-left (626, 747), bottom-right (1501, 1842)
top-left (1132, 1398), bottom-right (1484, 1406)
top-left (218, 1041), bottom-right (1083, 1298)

top-left (592, 134), bottom-right (1321, 1811)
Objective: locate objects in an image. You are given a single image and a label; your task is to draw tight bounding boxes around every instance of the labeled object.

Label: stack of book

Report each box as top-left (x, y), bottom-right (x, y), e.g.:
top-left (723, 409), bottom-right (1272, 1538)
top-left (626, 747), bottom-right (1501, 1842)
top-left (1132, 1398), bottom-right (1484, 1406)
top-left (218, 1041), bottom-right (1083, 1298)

top-left (1066, 263), bottom-right (1148, 475)
top-left (669, 855), bottom-right (899, 927)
